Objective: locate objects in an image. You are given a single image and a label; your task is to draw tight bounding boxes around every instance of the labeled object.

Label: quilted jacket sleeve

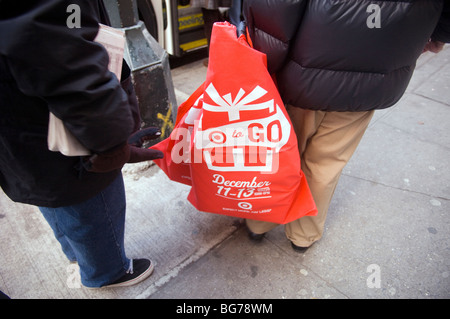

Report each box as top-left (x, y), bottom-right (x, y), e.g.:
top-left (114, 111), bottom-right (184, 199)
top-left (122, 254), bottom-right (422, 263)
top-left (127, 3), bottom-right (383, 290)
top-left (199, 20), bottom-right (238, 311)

top-left (244, 0), bottom-right (307, 75)
top-left (0, 0), bottom-right (134, 153)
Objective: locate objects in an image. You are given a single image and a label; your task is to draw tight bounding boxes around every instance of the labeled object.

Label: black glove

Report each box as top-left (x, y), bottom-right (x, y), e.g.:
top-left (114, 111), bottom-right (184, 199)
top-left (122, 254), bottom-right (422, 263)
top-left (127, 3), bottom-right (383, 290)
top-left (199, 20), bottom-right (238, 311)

top-left (83, 127), bottom-right (164, 173)
top-left (127, 127), bottom-right (161, 147)
top-left (128, 127), bottom-right (164, 163)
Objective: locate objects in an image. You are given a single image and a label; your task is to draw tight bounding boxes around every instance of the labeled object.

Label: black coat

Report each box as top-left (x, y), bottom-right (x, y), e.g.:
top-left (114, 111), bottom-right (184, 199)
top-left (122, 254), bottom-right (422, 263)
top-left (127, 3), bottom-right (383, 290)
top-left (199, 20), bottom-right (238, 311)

top-left (244, 0), bottom-right (450, 112)
top-left (0, 0), bottom-right (140, 207)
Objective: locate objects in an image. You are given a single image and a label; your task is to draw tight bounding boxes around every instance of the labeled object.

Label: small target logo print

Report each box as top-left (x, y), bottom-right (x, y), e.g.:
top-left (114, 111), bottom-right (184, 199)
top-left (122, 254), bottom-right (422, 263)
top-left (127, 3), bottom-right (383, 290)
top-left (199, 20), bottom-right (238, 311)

top-left (209, 131), bottom-right (227, 144)
top-left (238, 202), bottom-right (252, 210)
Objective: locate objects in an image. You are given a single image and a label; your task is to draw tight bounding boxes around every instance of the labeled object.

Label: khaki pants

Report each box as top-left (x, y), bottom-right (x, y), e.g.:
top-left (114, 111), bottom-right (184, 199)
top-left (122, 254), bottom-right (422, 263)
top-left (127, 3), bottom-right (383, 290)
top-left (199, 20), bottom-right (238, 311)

top-left (246, 107), bottom-right (375, 247)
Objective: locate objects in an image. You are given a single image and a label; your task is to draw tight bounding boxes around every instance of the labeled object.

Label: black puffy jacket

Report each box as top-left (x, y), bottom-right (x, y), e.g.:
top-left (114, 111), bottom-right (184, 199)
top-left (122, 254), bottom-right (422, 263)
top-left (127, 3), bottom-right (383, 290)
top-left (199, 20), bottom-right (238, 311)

top-left (244, 0), bottom-right (450, 112)
top-left (0, 1), bottom-right (139, 207)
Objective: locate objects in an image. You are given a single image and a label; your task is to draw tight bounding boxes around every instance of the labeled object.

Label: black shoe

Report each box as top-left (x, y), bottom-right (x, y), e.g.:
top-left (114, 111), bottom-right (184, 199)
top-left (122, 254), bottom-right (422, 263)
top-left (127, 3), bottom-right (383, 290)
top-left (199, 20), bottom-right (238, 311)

top-left (247, 230), bottom-right (265, 242)
top-left (291, 242), bottom-right (310, 253)
top-left (103, 259), bottom-right (154, 288)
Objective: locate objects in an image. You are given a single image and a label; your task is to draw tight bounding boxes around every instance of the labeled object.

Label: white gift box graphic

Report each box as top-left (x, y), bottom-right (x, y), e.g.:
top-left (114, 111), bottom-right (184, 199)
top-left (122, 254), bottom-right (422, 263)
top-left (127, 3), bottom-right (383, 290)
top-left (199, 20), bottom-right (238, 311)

top-left (203, 83), bottom-right (275, 122)
top-left (194, 83), bottom-right (291, 172)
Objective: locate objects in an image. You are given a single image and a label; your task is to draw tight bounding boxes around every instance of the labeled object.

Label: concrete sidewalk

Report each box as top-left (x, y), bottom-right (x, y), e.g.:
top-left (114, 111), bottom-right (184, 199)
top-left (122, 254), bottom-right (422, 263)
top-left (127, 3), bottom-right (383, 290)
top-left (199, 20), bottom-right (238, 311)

top-left (0, 47), bottom-right (449, 299)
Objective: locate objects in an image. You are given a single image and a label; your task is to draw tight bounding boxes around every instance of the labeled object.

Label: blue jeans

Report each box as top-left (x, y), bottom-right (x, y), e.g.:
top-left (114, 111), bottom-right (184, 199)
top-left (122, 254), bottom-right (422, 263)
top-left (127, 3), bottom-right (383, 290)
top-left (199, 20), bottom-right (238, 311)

top-left (39, 173), bottom-right (130, 288)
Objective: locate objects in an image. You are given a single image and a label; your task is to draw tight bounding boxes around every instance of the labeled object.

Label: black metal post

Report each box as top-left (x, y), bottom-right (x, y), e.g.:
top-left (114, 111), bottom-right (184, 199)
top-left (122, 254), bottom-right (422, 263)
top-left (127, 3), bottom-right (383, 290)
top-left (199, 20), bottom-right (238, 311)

top-left (104, 0), bottom-right (177, 140)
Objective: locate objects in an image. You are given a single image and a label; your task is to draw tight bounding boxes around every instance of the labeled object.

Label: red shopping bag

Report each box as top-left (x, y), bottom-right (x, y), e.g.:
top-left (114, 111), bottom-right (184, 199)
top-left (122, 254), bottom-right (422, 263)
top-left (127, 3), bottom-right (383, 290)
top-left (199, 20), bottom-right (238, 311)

top-left (152, 22), bottom-right (317, 224)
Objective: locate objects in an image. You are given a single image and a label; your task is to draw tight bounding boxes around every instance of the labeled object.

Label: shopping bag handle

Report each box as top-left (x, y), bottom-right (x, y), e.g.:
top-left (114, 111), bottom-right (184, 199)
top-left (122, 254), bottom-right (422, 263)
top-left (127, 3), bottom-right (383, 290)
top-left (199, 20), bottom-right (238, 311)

top-left (236, 21), bottom-right (246, 38)
top-left (236, 21), bottom-right (254, 48)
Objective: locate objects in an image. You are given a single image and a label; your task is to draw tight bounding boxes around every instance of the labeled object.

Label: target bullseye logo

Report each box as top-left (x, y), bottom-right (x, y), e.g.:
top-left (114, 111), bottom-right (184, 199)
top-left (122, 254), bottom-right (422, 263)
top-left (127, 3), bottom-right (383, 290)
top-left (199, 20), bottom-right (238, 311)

top-left (238, 202), bottom-right (252, 210)
top-left (209, 130), bottom-right (226, 144)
